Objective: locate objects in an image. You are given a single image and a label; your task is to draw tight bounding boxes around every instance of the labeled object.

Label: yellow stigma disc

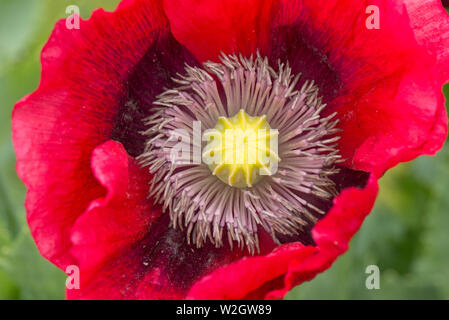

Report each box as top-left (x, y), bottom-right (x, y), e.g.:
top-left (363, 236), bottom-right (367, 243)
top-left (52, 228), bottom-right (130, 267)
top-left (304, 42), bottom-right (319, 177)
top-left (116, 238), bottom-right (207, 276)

top-left (203, 109), bottom-right (280, 188)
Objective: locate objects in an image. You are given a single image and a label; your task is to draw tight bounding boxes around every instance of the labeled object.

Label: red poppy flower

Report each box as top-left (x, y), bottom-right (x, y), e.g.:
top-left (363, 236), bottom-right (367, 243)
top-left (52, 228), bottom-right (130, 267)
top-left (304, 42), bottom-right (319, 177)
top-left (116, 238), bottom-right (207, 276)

top-left (12, 0), bottom-right (449, 299)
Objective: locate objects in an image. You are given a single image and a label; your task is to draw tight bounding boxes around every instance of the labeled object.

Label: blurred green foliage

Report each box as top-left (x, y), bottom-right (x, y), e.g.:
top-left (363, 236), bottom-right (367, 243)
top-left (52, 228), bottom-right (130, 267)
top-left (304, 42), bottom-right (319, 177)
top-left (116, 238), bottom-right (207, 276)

top-left (0, 0), bottom-right (448, 300)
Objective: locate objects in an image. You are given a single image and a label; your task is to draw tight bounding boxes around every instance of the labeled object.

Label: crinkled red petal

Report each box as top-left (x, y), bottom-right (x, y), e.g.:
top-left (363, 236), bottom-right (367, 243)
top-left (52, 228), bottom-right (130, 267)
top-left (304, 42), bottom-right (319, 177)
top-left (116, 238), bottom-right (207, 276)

top-left (404, 0), bottom-right (449, 83)
top-left (12, 0), bottom-right (167, 268)
top-left (163, 0), bottom-right (277, 62)
top-left (266, 0), bottom-right (448, 177)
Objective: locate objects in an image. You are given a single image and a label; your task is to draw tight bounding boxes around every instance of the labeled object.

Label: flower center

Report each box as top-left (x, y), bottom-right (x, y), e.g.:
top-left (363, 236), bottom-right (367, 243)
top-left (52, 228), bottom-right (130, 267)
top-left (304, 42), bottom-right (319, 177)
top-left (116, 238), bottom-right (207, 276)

top-left (139, 53), bottom-right (341, 254)
top-left (203, 109), bottom-right (280, 188)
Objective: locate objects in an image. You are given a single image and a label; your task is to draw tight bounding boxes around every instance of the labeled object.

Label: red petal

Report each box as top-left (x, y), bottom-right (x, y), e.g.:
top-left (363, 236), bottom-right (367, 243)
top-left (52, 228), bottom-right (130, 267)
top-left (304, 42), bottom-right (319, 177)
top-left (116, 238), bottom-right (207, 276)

top-left (69, 141), bottom-right (159, 272)
top-left (186, 244), bottom-right (318, 299)
top-left (163, 0), bottom-right (276, 62)
top-left (350, 70), bottom-right (448, 176)
top-left (404, 0), bottom-right (449, 83)
top-left (267, 0), bottom-right (448, 176)
top-left (12, 0), bottom-right (167, 268)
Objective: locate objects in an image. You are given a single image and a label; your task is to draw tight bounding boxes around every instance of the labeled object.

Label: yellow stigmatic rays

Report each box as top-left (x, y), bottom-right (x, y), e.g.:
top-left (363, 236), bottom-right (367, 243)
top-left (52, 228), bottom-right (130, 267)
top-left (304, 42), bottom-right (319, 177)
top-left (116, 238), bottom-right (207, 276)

top-left (203, 110), bottom-right (280, 188)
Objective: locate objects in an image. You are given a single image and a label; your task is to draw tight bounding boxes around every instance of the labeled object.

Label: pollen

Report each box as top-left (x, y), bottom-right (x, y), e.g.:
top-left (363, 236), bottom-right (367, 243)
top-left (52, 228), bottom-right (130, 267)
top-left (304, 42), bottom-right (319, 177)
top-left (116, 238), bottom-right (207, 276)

top-left (203, 109), bottom-right (280, 188)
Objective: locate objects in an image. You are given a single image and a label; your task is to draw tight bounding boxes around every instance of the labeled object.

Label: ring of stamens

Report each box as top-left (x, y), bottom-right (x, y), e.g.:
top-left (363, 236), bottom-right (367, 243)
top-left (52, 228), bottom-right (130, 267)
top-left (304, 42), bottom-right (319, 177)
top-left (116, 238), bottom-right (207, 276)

top-left (139, 53), bottom-right (341, 254)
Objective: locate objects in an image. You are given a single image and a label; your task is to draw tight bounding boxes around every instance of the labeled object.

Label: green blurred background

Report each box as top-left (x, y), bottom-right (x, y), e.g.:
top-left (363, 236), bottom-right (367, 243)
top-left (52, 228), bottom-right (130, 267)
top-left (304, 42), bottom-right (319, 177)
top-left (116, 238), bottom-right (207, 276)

top-left (0, 0), bottom-right (448, 300)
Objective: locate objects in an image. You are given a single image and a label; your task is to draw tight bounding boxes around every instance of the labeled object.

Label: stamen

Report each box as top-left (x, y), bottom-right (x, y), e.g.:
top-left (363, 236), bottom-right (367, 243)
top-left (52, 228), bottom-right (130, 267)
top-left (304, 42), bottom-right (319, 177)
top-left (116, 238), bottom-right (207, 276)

top-left (139, 52), bottom-right (341, 254)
